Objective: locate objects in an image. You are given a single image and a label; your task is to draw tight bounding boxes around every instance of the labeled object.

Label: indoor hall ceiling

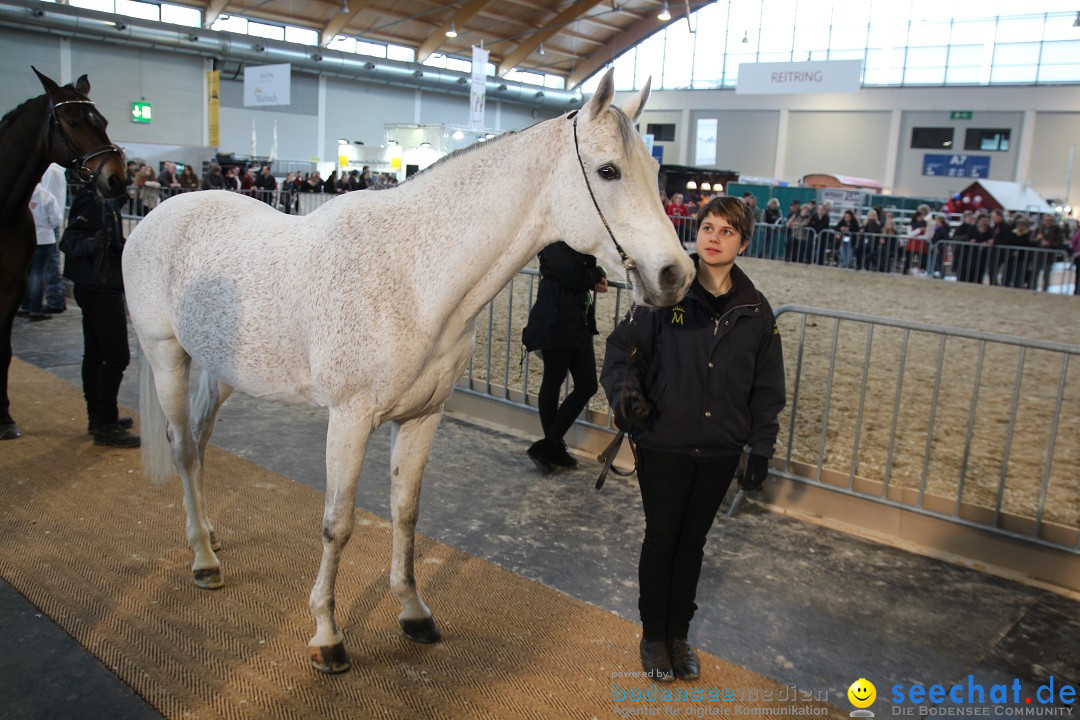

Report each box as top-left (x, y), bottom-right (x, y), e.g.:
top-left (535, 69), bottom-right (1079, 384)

top-left (179, 0), bottom-right (706, 88)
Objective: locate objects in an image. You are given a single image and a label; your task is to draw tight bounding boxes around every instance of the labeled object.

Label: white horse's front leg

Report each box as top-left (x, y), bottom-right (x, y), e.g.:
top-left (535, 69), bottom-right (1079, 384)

top-left (308, 403), bottom-right (374, 674)
top-left (389, 409), bottom-right (443, 643)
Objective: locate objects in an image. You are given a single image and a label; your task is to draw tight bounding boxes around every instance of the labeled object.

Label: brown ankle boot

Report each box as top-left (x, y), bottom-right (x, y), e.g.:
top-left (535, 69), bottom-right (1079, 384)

top-left (639, 638), bottom-right (675, 683)
top-left (668, 637), bottom-right (700, 681)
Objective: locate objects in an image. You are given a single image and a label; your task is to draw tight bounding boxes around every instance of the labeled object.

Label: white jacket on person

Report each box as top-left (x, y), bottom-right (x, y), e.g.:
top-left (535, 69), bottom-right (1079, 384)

top-left (29, 184), bottom-right (62, 245)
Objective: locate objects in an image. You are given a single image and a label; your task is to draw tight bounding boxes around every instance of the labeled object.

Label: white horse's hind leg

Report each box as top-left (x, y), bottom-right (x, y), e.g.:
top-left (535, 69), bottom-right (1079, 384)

top-left (308, 403), bottom-right (375, 674)
top-left (147, 340), bottom-right (222, 589)
top-left (191, 368), bottom-right (234, 552)
top-left (389, 409), bottom-right (443, 643)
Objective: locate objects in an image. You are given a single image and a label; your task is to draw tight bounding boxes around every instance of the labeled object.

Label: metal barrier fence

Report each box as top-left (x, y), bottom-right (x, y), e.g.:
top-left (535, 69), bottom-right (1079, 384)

top-left (460, 266), bottom-right (1080, 555)
top-left (772, 304), bottom-right (1079, 554)
top-left (929, 240), bottom-right (1072, 291)
top-left (67, 183), bottom-right (341, 217)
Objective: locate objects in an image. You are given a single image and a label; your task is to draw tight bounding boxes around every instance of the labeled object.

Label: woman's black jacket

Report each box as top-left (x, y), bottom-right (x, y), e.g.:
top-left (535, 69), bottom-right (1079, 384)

top-left (600, 261), bottom-right (786, 458)
top-left (521, 241), bottom-right (605, 351)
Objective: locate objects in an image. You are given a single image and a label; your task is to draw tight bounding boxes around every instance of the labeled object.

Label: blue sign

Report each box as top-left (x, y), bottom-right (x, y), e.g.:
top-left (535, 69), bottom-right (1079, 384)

top-left (651, 144), bottom-right (664, 162)
top-left (922, 154), bottom-right (991, 178)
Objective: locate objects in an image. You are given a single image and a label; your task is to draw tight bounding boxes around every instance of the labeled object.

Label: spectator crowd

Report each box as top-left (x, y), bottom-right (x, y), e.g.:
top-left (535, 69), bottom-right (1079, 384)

top-left (664, 189), bottom-right (1078, 294)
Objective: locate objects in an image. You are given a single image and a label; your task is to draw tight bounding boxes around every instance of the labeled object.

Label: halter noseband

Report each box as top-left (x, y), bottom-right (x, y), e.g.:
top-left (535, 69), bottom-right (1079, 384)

top-left (48, 99), bottom-right (124, 185)
top-left (569, 111), bottom-right (638, 298)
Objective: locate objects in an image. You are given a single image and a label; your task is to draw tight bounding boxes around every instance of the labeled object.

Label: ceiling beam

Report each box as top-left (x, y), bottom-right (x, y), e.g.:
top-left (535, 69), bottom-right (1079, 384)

top-left (320, 0), bottom-right (376, 47)
top-left (416, 0), bottom-right (499, 64)
top-left (497, 0), bottom-right (607, 76)
top-left (203, 0), bottom-right (230, 28)
top-left (566, 7), bottom-right (687, 89)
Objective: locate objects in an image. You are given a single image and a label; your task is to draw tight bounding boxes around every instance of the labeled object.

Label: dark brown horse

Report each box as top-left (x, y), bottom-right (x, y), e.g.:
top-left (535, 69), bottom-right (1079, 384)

top-left (0, 67), bottom-right (127, 440)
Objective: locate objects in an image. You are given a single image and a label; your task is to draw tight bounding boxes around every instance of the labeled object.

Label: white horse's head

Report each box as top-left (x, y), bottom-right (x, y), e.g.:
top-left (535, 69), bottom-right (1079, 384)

top-left (552, 68), bottom-right (694, 308)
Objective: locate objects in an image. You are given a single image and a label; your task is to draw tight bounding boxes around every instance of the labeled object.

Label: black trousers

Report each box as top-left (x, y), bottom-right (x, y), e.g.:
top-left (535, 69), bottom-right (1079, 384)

top-left (537, 344), bottom-right (597, 445)
top-left (636, 448), bottom-right (739, 641)
top-left (73, 285), bottom-right (130, 426)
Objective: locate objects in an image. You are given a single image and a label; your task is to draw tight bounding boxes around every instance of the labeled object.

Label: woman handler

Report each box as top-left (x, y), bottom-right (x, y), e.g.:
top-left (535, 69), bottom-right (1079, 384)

top-left (600, 196), bottom-right (785, 682)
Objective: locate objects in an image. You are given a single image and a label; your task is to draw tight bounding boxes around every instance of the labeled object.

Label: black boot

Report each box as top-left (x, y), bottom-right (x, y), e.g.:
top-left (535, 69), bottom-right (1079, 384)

top-left (526, 439), bottom-right (556, 474)
top-left (88, 416), bottom-right (134, 434)
top-left (552, 440), bottom-right (578, 469)
top-left (639, 638), bottom-right (675, 683)
top-left (668, 637), bottom-right (700, 681)
top-left (93, 423), bottom-right (141, 448)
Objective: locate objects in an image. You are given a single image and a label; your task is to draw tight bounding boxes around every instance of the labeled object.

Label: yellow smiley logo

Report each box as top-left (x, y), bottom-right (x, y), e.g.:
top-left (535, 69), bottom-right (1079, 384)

top-left (848, 678), bottom-right (876, 708)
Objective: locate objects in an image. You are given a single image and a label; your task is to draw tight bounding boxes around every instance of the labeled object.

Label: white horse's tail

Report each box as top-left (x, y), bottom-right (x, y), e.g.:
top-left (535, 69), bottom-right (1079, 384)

top-left (138, 345), bottom-right (177, 483)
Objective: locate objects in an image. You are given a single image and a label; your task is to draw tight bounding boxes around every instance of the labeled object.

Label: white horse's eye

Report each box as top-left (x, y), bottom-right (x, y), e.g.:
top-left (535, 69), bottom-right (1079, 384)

top-left (597, 164), bottom-right (621, 180)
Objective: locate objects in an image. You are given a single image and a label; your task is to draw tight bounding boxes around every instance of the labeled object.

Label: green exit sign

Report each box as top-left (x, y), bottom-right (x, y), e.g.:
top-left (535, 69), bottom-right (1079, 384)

top-left (950, 111), bottom-right (972, 120)
top-left (131, 101), bottom-right (152, 124)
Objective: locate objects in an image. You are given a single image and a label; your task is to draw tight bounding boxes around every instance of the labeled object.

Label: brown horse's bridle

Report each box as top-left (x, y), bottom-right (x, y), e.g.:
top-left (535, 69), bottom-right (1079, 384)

top-left (47, 99), bottom-right (124, 184)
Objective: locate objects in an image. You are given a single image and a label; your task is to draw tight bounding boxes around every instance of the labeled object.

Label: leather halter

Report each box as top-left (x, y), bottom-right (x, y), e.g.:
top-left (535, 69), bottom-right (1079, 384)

top-left (569, 111), bottom-right (638, 295)
top-left (47, 99), bottom-right (124, 184)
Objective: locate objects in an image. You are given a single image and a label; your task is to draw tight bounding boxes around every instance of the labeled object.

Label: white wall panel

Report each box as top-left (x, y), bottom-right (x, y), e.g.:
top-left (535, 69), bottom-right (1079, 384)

top-left (70, 39), bottom-right (204, 146)
top-left (689, 110), bottom-right (780, 176)
top-left (1029, 112), bottom-right (1080, 211)
top-left (784, 111), bottom-right (890, 182)
top-left (218, 107), bottom-right (317, 162)
top-left (0, 30), bottom-right (61, 114)
top-left (894, 110), bottom-right (1022, 198)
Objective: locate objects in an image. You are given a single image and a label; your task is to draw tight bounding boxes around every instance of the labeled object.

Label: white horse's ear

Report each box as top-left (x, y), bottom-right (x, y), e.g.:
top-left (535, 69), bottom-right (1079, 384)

top-left (582, 66), bottom-right (615, 122)
top-left (621, 76), bottom-right (651, 123)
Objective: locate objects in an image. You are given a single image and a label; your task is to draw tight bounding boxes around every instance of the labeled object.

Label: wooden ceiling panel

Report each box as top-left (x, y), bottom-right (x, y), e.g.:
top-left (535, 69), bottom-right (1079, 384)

top-left (181, 0), bottom-right (688, 88)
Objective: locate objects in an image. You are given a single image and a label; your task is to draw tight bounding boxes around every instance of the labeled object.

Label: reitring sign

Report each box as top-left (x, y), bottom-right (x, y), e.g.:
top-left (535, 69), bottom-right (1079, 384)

top-left (736, 60), bottom-right (863, 94)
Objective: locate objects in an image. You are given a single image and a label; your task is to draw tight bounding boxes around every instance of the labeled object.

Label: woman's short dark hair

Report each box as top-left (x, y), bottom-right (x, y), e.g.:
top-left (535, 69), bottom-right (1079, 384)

top-left (696, 196), bottom-right (755, 243)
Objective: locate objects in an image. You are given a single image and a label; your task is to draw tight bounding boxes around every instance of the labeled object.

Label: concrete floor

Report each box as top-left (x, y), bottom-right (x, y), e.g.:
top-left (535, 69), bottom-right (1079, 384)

top-left (4, 307), bottom-right (1078, 719)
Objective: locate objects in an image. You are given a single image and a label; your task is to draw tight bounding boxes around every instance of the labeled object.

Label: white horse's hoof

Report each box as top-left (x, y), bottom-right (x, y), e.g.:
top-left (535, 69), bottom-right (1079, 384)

top-left (401, 617), bottom-right (441, 643)
top-left (310, 642), bottom-right (351, 673)
top-left (193, 568), bottom-right (224, 589)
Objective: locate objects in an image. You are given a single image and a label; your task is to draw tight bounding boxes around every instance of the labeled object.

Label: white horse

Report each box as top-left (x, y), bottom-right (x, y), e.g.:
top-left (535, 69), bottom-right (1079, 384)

top-left (122, 68), bottom-right (694, 673)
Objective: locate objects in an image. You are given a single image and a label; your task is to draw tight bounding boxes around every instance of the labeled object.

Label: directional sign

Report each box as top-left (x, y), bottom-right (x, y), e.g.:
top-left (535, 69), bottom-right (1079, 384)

top-left (131, 101), bottom-right (152, 124)
top-left (950, 111), bottom-right (973, 120)
top-left (922, 153), bottom-right (990, 178)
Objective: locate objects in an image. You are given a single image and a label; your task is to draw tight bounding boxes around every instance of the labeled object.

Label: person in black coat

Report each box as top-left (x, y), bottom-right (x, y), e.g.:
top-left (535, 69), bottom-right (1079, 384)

top-left (59, 185), bottom-right (140, 448)
top-left (521, 241), bottom-right (608, 473)
top-left (601, 196), bottom-right (785, 684)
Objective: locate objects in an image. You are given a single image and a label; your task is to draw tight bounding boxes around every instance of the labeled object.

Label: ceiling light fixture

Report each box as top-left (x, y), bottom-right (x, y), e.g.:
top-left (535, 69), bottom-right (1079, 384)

top-left (742, 30), bottom-right (749, 43)
top-left (446, 21), bottom-right (457, 38)
top-left (1074, 10), bottom-right (1080, 26)
top-left (701, 182), bottom-right (711, 191)
top-left (686, 180), bottom-right (697, 190)
top-left (538, 39), bottom-right (545, 55)
top-left (658, 1), bottom-right (671, 21)
top-left (341, 0), bottom-right (349, 14)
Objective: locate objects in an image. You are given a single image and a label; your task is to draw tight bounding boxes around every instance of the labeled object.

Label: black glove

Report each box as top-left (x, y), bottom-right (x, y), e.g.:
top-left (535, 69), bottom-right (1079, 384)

top-left (613, 387), bottom-right (655, 433)
top-left (739, 453), bottom-right (770, 491)
top-left (90, 229), bottom-right (111, 253)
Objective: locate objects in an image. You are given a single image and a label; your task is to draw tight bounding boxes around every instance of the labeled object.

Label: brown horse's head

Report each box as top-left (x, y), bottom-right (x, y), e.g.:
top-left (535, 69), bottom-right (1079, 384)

top-left (32, 67), bottom-right (127, 199)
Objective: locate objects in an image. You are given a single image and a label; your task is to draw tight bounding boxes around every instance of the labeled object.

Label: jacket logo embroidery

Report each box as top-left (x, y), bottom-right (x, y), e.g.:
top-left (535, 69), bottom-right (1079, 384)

top-left (773, 322), bottom-right (780, 335)
top-left (670, 305), bottom-right (685, 325)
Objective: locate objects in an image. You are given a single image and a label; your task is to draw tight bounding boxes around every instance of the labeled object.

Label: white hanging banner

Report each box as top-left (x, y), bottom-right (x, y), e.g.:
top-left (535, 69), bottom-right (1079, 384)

top-left (244, 63), bottom-right (291, 106)
top-left (469, 45), bottom-right (489, 131)
top-left (695, 118), bottom-right (718, 166)
top-left (736, 60), bottom-right (862, 95)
